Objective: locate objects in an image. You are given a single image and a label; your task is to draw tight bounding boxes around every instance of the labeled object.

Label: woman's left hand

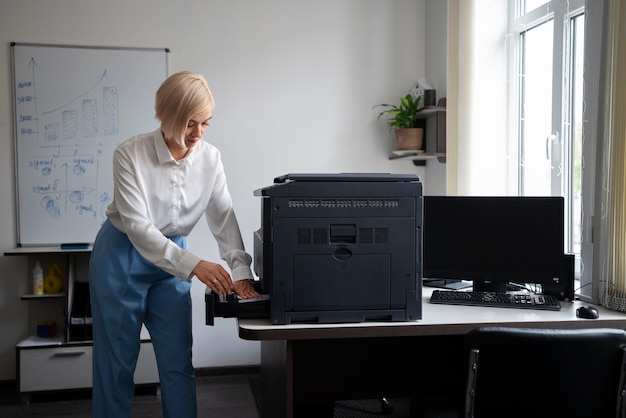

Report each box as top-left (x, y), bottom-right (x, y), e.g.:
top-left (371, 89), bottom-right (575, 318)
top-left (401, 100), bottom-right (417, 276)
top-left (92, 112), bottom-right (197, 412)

top-left (234, 280), bottom-right (261, 299)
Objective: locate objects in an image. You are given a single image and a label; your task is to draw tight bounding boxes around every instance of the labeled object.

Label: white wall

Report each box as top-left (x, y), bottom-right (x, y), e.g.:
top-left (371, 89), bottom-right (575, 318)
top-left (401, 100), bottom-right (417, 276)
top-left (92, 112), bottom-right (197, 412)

top-left (0, 0), bottom-right (444, 380)
top-left (424, 0), bottom-right (448, 192)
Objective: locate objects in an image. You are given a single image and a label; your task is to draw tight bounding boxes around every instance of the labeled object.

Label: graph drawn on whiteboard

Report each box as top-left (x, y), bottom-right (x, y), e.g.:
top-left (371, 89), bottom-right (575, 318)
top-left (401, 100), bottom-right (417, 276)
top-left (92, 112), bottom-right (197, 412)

top-left (12, 44), bottom-right (168, 246)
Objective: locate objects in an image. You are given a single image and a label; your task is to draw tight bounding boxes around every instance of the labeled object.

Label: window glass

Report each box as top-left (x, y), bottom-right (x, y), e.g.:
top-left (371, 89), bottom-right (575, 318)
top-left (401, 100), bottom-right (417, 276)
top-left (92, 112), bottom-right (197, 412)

top-left (519, 20), bottom-right (553, 196)
top-left (523, 0), bottom-right (548, 14)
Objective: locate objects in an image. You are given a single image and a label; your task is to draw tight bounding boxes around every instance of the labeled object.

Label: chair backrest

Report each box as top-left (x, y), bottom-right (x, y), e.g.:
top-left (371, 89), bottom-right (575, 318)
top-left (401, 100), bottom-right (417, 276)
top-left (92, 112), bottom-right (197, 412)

top-left (464, 327), bottom-right (626, 418)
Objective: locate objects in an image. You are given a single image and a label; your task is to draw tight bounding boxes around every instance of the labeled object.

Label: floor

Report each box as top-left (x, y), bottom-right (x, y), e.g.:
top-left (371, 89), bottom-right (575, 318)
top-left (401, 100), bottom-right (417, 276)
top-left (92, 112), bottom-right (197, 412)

top-left (0, 370), bottom-right (431, 417)
top-left (0, 370), bottom-right (260, 418)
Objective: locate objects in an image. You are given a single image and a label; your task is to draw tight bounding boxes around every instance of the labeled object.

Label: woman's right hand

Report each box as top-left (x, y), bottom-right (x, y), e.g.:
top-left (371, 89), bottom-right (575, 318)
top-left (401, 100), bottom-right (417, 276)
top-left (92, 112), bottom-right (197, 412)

top-left (192, 260), bottom-right (234, 295)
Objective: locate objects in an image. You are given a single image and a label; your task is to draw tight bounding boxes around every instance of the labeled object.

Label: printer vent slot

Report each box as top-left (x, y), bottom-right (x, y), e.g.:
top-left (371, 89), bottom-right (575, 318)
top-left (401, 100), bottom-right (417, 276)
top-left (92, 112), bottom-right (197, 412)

top-left (359, 228), bottom-right (374, 244)
top-left (375, 228), bottom-right (389, 243)
top-left (297, 228), bottom-right (311, 244)
top-left (312, 228), bottom-right (328, 244)
top-left (297, 228), bottom-right (328, 244)
top-left (358, 228), bottom-right (390, 244)
top-left (298, 227), bottom-right (389, 245)
top-left (288, 199), bottom-right (400, 209)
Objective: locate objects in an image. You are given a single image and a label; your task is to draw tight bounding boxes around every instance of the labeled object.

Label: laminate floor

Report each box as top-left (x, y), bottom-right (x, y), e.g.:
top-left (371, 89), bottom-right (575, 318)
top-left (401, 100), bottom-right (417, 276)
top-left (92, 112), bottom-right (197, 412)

top-left (0, 372), bottom-right (433, 417)
top-left (0, 371), bottom-right (260, 418)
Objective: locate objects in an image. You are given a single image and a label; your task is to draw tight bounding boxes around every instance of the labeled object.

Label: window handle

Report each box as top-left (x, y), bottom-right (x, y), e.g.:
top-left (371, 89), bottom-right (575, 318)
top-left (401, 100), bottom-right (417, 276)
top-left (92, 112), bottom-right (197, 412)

top-left (546, 132), bottom-right (560, 162)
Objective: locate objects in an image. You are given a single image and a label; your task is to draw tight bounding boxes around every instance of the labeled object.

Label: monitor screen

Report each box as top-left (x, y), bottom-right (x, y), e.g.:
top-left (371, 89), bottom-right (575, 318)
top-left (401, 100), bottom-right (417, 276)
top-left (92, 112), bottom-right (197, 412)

top-left (423, 196), bottom-right (565, 291)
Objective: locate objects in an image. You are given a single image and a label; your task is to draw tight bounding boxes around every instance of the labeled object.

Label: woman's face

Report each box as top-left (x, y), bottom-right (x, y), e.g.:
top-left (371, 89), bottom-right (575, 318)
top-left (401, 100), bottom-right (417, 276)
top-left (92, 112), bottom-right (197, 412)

top-left (182, 111), bottom-right (212, 148)
top-left (163, 110), bottom-right (213, 159)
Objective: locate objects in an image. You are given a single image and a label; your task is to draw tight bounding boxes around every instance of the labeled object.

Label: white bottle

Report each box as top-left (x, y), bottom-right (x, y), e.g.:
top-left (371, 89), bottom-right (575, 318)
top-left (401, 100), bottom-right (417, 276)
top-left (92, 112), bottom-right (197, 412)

top-left (33, 261), bottom-right (44, 295)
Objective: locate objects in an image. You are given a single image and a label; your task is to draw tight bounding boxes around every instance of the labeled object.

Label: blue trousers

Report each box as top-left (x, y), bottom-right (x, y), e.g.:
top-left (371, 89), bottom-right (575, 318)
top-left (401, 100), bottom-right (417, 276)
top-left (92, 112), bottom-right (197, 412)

top-left (89, 220), bottom-right (197, 418)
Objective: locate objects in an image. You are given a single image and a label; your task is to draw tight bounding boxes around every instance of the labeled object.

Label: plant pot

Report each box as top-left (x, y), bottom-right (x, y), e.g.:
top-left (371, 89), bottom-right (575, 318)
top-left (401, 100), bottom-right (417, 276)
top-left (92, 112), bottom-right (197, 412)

top-left (394, 128), bottom-right (423, 151)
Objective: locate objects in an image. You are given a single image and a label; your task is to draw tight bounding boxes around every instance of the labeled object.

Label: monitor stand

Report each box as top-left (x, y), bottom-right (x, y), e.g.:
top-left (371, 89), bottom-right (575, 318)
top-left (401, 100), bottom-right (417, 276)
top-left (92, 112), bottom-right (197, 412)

top-left (473, 280), bottom-right (507, 293)
top-left (423, 279), bottom-right (473, 290)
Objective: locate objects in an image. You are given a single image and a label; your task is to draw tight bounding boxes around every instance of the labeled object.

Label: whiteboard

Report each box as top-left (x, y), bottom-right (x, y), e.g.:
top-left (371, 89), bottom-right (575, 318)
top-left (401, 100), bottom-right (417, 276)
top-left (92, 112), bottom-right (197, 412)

top-left (11, 43), bottom-right (168, 246)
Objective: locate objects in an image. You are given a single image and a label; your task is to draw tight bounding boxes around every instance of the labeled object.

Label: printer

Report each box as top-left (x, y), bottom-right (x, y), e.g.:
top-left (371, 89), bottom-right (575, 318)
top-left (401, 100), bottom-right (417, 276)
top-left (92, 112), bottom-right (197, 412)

top-left (206, 173), bottom-right (423, 325)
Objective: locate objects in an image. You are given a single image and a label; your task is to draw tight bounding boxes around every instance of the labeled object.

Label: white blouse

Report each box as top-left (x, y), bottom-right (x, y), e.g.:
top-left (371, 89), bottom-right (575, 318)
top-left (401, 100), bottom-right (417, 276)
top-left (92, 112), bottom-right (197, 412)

top-left (106, 129), bottom-right (252, 281)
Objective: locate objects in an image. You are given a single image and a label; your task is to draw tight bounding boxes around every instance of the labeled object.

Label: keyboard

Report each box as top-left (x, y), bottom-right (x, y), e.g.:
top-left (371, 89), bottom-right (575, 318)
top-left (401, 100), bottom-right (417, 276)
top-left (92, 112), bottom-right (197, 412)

top-left (430, 290), bottom-right (561, 311)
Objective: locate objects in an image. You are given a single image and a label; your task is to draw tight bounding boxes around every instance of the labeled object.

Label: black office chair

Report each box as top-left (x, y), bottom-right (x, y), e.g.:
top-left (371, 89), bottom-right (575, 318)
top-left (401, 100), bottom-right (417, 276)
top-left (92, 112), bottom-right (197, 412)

top-left (464, 327), bottom-right (626, 418)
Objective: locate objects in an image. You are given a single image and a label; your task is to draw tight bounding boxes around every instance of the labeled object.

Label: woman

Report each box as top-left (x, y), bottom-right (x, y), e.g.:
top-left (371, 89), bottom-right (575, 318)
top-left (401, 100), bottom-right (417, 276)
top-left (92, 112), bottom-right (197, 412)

top-left (89, 71), bottom-right (259, 418)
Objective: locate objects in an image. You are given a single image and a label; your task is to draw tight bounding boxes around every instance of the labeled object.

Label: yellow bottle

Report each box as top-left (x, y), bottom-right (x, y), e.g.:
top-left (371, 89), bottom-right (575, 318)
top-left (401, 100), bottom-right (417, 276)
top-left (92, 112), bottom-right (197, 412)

top-left (44, 263), bottom-right (63, 294)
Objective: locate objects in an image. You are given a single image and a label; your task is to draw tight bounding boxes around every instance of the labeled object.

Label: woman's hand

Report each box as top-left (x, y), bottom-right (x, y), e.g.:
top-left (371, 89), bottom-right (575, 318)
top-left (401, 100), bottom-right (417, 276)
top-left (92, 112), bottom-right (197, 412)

top-left (192, 260), bottom-right (233, 295)
top-left (233, 280), bottom-right (261, 299)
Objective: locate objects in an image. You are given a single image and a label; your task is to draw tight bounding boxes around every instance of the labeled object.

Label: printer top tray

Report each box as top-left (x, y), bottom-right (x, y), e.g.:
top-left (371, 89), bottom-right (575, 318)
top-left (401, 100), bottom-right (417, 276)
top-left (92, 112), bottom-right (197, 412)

top-left (255, 173), bottom-right (422, 199)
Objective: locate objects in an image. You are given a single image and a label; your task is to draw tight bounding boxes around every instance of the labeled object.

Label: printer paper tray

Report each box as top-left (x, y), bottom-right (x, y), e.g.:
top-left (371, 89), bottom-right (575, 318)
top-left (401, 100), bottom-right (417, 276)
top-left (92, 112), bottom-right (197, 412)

top-left (205, 292), bottom-right (270, 326)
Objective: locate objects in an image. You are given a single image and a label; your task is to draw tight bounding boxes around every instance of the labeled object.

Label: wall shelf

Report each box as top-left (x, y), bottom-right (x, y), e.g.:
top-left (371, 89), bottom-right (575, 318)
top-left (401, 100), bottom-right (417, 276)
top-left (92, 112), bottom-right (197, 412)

top-left (389, 152), bottom-right (446, 164)
top-left (389, 98), bottom-right (446, 166)
top-left (21, 293), bottom-right (67, 300)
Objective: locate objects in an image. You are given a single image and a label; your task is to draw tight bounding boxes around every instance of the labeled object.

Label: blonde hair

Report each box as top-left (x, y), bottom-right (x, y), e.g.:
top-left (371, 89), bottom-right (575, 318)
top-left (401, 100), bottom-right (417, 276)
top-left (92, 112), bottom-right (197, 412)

top-left (155, 71), bottom-right (215, 141)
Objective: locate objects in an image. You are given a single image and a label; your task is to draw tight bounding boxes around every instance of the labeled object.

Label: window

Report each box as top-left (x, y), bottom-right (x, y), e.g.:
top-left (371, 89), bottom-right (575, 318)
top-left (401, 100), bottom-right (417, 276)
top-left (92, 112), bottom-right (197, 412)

top-left (511, 0), bottom-right (585, 263)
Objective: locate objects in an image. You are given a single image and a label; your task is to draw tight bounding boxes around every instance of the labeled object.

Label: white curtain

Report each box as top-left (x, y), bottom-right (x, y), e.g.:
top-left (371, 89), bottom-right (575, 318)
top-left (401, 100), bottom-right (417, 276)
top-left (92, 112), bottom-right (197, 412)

top-left (446, 0), bottom-right (509, 196)
top-left (598, 0), bottom-right (626, 311)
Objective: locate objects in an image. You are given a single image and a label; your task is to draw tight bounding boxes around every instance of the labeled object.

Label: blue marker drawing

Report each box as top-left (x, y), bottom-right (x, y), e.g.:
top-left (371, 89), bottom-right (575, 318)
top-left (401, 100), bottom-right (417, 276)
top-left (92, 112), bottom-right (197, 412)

top-left (15, 62), bottom-right (119, 222)
top-left (42, 70), bottom-right (108, 115)
top-left (63, 110), bottom-right (78, 140)
top-left (103, 86), bottom-right (119, 136)
top-left (82, 99), bottom-right (98, 137)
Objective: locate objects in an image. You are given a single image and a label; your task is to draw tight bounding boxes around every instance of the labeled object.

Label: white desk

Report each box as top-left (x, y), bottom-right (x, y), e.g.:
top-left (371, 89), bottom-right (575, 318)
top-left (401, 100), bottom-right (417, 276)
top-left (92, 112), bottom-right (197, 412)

top-left (239, 288), bottom-right (626, 418)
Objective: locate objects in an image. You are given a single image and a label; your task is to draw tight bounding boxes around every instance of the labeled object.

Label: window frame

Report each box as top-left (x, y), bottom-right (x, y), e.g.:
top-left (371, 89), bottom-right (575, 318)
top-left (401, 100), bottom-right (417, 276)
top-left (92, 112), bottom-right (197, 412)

top-left (508, 0), bottom-right (587, 281)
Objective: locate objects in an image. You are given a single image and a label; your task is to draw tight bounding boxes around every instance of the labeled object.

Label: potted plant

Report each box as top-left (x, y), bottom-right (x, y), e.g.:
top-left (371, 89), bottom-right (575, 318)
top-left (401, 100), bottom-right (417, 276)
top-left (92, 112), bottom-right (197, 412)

top-left (375, 93), bottom-right (425, 150)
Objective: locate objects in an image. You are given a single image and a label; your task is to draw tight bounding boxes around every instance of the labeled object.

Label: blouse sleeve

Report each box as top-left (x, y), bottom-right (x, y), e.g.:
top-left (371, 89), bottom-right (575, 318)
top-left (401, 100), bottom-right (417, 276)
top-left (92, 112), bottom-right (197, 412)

top-left (203, 158), bottom-right (253, 281)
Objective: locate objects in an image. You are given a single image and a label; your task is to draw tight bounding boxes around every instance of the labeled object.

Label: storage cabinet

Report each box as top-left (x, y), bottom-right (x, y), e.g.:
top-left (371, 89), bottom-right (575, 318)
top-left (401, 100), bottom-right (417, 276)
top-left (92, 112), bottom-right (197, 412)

top-left (5, 247), bottom-right (159, 401)
top-left (17, 341), bottom-right (158, 393)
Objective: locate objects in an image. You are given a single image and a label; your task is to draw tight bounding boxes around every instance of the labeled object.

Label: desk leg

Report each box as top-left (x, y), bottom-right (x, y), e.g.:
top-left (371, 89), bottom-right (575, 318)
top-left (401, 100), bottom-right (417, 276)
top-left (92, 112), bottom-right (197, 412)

top-left (260, 340), bottom-right (335, 418)
top-left (261, 340), bottom-right (291, 418)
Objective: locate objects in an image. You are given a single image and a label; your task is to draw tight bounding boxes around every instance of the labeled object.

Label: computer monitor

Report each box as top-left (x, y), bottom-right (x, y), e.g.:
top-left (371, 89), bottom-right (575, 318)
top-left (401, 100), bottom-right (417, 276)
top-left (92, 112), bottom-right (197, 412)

top-left (422, 196), bottom-right (566, 294)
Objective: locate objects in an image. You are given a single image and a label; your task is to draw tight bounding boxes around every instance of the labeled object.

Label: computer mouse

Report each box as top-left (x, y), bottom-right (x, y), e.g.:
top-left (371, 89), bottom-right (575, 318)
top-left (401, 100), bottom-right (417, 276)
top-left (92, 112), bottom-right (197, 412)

top-left (576, 305), bottom-right (599, 319)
